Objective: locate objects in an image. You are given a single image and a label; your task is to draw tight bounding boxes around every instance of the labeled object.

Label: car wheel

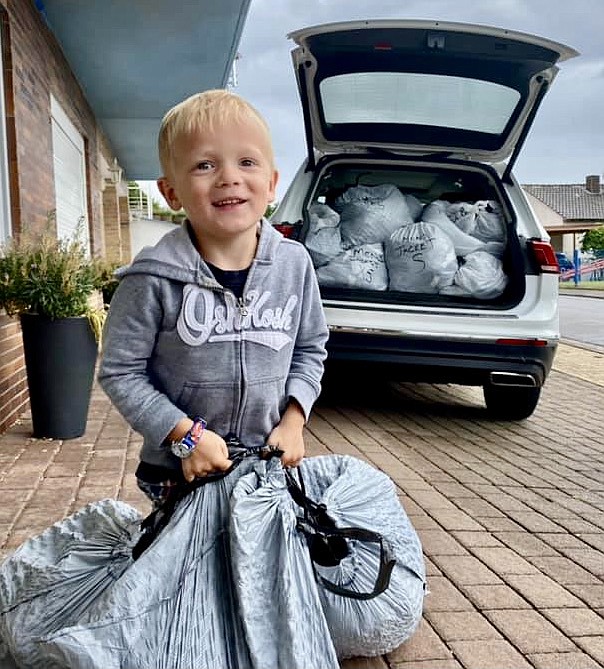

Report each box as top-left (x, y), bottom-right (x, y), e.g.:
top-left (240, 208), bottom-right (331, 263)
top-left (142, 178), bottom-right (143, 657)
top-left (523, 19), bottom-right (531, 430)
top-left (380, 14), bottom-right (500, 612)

top-left (483, 384), bottom-right (541, 420)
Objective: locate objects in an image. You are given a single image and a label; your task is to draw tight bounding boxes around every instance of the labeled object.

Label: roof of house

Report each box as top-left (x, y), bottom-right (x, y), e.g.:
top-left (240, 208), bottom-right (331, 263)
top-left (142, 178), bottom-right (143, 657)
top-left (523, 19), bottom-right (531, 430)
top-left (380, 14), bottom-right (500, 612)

top-left (522, 183), bottom-right (604, 221)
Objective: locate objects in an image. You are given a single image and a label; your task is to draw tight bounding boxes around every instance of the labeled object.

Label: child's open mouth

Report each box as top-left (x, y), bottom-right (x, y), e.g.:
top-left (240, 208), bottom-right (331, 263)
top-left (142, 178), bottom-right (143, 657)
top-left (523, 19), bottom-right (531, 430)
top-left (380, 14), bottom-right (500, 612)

top-left (213, 198), bottom-right (246, 208)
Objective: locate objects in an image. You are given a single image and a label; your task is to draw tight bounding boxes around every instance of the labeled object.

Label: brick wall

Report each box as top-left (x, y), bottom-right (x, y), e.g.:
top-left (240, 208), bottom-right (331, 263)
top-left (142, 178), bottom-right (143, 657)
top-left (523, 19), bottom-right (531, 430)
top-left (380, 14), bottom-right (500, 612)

top-left (0, 0), bottom-right (120, 433)
top-left (119, 194), bottom-right (132, 262)
top-left (103, 183), bottom-right (123, 263)
top-left (0, 315), bottom-right (27, 434)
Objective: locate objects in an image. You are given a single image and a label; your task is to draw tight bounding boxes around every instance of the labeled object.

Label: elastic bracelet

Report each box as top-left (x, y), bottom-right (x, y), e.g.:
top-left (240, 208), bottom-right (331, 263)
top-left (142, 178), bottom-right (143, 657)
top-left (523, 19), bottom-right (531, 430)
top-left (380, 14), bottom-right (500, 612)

top-left (183, 416), bottom-right (206, 449)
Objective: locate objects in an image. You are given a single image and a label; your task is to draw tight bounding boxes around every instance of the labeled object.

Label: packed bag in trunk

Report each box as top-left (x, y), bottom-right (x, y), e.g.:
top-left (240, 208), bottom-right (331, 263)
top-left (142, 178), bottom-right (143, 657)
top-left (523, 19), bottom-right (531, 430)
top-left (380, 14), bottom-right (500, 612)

top-left (306, 203), bottom-right (343, 267)
top-left (334, 184), bottom-right (415, 247)
top-left (385, 222), bottom-right (458, 293)
top-left (316, 243), bottom-right (389, 290)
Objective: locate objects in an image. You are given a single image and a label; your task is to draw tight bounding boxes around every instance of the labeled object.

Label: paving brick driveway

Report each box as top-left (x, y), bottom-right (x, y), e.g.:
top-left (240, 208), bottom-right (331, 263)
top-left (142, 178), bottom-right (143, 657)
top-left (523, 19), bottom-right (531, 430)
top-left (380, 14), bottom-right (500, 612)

top-left (0, 342), bottom-right (603, 669)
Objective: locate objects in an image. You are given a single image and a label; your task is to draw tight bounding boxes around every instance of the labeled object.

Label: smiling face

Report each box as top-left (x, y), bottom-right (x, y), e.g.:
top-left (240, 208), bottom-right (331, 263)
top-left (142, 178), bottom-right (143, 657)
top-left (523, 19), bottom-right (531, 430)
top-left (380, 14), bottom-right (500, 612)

top-left (157, 117), bottom-right (279, 249)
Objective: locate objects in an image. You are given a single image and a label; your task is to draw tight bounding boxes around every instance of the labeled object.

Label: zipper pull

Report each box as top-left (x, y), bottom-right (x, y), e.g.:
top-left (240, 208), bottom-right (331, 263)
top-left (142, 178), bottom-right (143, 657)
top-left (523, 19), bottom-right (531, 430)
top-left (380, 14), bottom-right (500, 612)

top-left (237, 296), bottom-right (248, 316)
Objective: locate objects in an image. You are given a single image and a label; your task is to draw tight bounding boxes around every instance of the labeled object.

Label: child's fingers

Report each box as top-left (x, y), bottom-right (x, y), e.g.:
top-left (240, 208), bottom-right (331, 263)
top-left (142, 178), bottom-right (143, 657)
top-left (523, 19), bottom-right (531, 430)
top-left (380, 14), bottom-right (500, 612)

top-left (209, 455), bottom-right (233, 472)
top-left (280, 446), bottom-right (304, 468)
top-left (282, 457), bottom-right (303, 468)
top-left (183, 459), bottom-right (233, 482)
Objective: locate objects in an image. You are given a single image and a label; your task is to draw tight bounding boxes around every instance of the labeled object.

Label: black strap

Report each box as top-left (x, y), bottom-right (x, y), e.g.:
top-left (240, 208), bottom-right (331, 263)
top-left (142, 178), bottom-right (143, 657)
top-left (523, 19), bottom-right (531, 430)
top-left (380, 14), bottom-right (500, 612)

top-left (284, 468), bottom-right (396, 600)
top-left (132, 439), bottom-right (283, 560)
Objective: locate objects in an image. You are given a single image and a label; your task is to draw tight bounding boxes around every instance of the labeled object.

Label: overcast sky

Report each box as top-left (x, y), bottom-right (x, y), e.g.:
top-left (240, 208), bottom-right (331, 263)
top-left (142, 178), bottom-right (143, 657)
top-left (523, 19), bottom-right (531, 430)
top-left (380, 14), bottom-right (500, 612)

top-left (228, 0), bottom-right (603, 200)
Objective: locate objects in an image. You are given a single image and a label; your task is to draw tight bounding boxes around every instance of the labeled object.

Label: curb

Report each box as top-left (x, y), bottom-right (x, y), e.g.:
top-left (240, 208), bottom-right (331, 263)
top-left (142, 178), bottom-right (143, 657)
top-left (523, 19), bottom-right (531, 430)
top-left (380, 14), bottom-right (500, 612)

top-left (560, 338), bottom-right (604, 355)
top-left (559, 288), bottom-right (604, 299)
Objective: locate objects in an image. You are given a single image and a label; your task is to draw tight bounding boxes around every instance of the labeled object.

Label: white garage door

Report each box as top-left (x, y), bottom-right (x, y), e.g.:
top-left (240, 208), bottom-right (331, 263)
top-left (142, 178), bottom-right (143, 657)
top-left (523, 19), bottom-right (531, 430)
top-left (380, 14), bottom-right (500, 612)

top-left (50, 96), bottom-right (89, 250)
top-left (0, 29), bottom-right (10, 243)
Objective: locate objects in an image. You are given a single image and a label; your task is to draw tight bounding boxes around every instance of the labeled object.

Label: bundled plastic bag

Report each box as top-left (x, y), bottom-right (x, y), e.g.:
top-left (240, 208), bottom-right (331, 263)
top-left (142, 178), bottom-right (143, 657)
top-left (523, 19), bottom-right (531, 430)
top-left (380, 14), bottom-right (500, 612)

top-left (231, 455), bottom-right (425, 660)
top-left (0, 460), bottom-right (259, 669)
top-left (0, 500), bottom-right (141, 669)
top-left (316, 243), bottom-right (388, 290)
top-left (229, 462), bottom-right (341, 669)
top-left (441, 250), bottom-right (508, 299)
top-left (305, 203), bottom-right (343, 267)
top-left (0, 451), bottom-right (425, 669)
top-left (405, 194), bottom-right (425, 222)
top-left (447, 200), bottom-right (507, 246)
top-left (385, 222), bottom-right (458, 293)
top-left (335, 184), bottom-right (414, 247)
top-left (422, 200), bottom-right (486, 257)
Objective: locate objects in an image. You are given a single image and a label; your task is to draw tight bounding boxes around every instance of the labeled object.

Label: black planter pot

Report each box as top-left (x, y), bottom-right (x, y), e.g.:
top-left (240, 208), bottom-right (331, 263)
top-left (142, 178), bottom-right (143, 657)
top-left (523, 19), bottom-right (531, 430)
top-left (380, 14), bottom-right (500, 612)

top-left (20, 314), bottom-right (98, 439)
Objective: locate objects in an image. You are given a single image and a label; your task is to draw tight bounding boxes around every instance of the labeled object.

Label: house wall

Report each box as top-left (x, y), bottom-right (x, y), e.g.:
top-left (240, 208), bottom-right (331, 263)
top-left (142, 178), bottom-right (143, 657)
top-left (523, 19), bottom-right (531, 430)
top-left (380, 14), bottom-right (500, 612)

top-left (523, 191), bottom-right (575, 254)
top-left (1, 0), bottom-right (107, 240)
top-left (524, 192), bottom-right (563, 229)
top-left (0, 0), bottom-right (127, 433)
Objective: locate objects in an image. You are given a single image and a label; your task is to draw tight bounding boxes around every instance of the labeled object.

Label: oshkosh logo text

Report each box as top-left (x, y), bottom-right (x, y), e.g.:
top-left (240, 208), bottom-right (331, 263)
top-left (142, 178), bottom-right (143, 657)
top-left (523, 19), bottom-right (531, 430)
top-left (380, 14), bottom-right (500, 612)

top-left (177, 284), bottom-right (297, 350)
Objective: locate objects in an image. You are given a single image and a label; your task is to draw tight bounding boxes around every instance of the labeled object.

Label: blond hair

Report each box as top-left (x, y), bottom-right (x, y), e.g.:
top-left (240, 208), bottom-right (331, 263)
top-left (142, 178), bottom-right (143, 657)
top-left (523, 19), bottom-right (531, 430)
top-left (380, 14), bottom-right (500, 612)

top-left (158, 89), bottom-right (274, 175)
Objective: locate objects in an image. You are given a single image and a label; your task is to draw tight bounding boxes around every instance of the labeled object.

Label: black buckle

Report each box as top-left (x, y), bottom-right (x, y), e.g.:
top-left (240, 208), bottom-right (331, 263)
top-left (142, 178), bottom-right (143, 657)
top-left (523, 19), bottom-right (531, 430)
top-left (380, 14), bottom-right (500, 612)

top-left (285, 467), bottom-right (396, 600)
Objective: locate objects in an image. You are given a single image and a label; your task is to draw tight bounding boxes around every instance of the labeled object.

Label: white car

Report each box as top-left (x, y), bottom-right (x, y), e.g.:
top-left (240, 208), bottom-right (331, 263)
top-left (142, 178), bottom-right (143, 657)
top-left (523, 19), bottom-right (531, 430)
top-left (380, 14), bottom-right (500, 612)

top-left (272, 19), bottom-right (577, 420)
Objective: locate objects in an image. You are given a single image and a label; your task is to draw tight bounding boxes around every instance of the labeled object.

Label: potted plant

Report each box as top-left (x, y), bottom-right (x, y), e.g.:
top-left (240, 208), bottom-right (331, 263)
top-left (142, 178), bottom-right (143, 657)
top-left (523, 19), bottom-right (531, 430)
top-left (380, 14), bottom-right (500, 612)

top-left (0, 229), bottom-right (107, 439)
top-left (92, 258), bottom-right (121, 306)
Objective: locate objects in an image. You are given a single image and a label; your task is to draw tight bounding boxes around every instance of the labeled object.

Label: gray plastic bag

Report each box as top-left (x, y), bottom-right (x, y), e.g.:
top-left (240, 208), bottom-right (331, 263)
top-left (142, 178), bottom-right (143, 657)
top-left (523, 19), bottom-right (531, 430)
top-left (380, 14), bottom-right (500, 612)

top-left (0, 462), bottom-right (258, 669)
top-left (447, 200), bottom-right (507, 245)
top-left (1, 454), bottom-right (425, 669)
top-left (231, 455), bottom-right (426, 660)
top-left (316, 243), bottom-right (388, 290)
top-left (335, 184), bottom-right (414, 247)
top-left (422, 200), bottom-right (486, 257)
top-left (0, 500), bottom-right (140, 669)
top-left (306, 203), bottom-right (343, 267)
top-left (229, 460), bottom-right (341, 669)
top-left (385, 222), bottom-right (458, 293)
top-left (440, 250), bottom-right (508, 299)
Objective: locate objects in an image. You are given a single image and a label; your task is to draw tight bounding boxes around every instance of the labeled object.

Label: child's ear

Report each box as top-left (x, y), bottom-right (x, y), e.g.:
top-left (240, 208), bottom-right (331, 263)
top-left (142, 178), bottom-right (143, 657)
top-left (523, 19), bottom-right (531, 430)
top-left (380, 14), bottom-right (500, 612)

top-left (157, 177), bottom-right (182, 212)
top-left (268, 170), bottom-right (279, 202)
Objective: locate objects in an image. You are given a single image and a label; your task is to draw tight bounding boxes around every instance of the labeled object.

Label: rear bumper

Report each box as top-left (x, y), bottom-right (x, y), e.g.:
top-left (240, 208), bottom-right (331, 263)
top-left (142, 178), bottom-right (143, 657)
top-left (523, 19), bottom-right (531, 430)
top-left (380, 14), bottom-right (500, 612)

top-left (325, 329), bottom-right (557, 387)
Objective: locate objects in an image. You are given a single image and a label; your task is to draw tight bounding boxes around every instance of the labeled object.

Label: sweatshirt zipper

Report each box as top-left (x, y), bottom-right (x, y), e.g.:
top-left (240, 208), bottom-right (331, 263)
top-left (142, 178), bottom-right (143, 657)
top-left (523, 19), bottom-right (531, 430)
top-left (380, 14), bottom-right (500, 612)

top-left (220, 289), bottom-right (247, 439)
top-left (233, 261), bottom-right (256, 438)
top-left (220, 250), bottom-right (258, 439)
top-left (237, 296), bottom-right (248, 317)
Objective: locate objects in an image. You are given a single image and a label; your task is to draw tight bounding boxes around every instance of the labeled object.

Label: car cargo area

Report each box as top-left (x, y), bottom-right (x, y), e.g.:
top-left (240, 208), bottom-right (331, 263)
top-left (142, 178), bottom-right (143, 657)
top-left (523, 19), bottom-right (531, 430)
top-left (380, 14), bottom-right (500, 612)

top-left (296, 158), bottom-right (526, 309)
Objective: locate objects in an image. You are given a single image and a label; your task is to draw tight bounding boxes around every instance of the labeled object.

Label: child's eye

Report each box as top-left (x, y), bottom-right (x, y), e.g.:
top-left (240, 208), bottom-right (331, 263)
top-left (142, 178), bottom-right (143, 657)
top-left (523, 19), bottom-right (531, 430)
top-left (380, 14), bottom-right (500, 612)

top-left (195, 161), bottom-right (213, 171)
top-left (240, 158), bottom-right (257, 167)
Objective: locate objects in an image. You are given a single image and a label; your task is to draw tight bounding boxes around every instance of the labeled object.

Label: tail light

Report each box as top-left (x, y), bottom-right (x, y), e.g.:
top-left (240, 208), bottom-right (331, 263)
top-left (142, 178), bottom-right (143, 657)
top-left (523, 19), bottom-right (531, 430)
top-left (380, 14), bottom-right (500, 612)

top-left (272, 222), bottom-right (299, 239)
top-left (496, 338), bottom-right (548, 346)
top-left (527, 239), bottom-right (559, 274)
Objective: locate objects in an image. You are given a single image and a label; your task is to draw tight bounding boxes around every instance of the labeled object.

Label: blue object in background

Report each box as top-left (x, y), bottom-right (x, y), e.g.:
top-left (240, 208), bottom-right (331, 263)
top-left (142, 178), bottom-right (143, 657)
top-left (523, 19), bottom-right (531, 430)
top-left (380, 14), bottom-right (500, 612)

top-left (573, 249), bottom-right (581, 285)
top-left (555, 252), bottom-right (574, 271)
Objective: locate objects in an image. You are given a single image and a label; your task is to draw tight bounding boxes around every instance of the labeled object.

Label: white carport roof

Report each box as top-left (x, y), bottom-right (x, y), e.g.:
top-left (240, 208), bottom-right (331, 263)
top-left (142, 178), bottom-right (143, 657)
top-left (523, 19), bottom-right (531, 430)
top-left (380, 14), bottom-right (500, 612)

top-left (38, 0), bottom-right (251, 179)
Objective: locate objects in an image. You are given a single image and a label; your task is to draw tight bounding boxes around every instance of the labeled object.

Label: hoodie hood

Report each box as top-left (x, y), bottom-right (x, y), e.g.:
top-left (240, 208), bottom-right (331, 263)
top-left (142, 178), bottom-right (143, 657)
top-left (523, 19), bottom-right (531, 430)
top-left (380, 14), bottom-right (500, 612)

top-left (118, 219), bottom-right (285, 287)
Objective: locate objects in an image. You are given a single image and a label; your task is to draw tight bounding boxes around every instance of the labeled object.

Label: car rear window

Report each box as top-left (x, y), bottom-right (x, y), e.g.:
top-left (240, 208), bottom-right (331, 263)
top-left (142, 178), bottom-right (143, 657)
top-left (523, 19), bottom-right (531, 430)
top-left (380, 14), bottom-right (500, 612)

top-left (320, 72), bottom-right (521, 135)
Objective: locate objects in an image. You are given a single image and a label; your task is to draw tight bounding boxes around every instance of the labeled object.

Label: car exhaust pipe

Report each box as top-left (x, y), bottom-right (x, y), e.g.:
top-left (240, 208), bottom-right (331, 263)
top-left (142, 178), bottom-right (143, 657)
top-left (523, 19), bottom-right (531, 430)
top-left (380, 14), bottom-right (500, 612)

top-left (489, 372), bottom-right (537, 387)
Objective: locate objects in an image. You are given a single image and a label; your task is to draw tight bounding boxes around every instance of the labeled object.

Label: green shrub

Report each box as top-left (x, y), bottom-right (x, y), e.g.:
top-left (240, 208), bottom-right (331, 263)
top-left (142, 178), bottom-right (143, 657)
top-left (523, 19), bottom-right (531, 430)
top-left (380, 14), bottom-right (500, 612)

top-left (92, 258), bottom-right (121, 305)
top-left (0, 231), bottom-right (107, 342)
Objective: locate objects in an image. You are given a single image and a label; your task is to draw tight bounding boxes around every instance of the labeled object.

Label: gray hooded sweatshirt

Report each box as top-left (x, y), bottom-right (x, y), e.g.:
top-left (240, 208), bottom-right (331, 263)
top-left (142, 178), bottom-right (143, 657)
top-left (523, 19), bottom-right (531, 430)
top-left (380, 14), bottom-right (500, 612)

top-left (98, 220), bottom-right (329, 471)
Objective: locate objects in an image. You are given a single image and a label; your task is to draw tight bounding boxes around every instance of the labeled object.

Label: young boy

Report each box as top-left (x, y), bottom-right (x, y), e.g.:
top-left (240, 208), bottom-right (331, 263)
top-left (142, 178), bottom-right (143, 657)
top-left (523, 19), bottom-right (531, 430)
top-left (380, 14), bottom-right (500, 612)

top-left (98, 89), bottom-right (329, 506)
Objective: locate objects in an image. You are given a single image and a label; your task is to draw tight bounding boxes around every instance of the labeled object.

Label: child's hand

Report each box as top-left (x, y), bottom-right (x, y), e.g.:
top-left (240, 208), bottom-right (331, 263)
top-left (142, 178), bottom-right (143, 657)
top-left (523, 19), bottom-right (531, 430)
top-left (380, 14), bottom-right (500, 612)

top-left (181, 429), bottom-right (232, 482)
top-left (268, 401), bottom-right (306, 468)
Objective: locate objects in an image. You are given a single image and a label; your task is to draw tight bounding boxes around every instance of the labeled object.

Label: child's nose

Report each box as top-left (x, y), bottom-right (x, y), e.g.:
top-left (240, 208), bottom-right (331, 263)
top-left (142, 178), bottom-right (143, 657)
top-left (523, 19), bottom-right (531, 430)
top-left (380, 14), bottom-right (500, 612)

top-left (217, 162), bottom-right (240, 186)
